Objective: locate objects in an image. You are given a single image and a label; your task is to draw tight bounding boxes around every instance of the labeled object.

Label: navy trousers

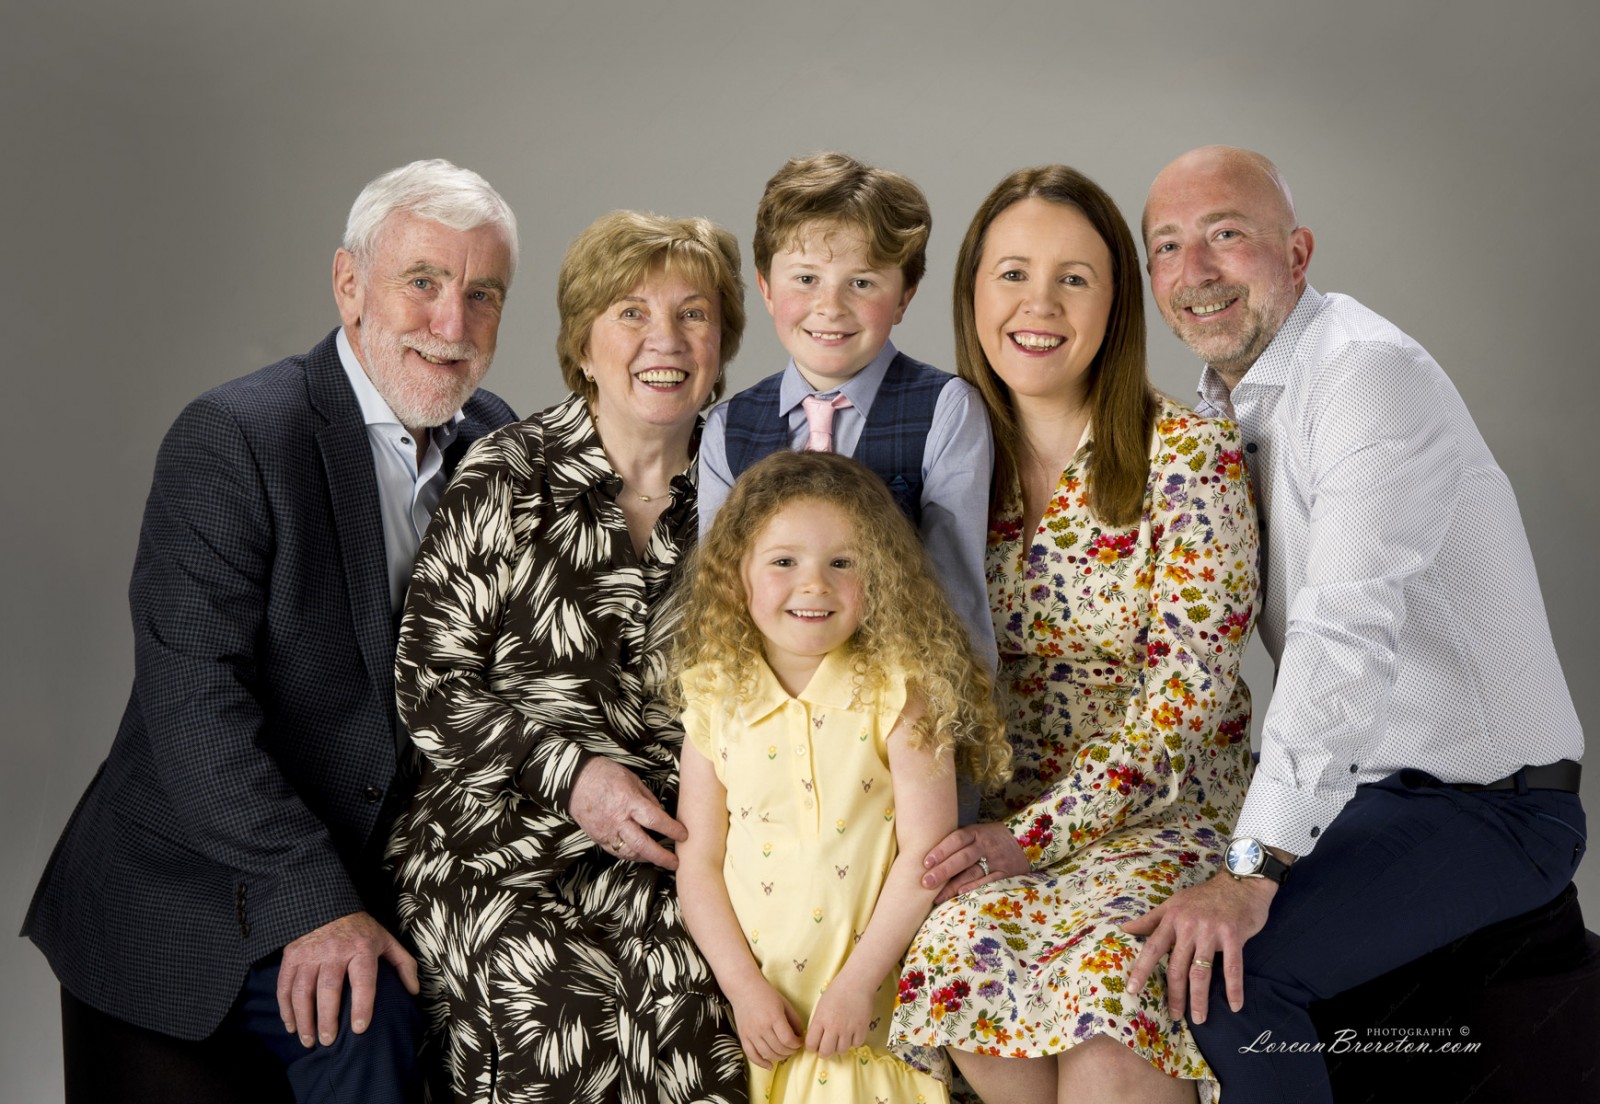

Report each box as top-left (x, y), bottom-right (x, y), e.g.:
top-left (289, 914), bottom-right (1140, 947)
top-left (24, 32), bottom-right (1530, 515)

top-left (233, 956), bottom-right (422, 1104)
top-left (63, 958), bottom-right (421, 1104)
top-left (1188, 771), bottom-right (1586, 1104)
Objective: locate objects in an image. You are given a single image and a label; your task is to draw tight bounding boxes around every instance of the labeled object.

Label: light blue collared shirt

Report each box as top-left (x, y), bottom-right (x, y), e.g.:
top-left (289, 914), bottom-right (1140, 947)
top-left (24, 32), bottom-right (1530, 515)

top-left (336, 328), bottom-right (463, 614)
top-left (699, 341), bottom-right (997, 672)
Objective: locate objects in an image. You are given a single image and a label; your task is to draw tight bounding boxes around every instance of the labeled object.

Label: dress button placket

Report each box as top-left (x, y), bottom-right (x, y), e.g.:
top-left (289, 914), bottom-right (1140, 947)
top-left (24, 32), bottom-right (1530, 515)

top-left (796, 702), bottom-right (818, 827)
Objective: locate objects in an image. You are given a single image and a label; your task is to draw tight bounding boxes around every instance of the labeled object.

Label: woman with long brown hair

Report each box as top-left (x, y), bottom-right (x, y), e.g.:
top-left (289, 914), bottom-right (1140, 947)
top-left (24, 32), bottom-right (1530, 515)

top-left (889, 166), bottom-right (1261, 1104)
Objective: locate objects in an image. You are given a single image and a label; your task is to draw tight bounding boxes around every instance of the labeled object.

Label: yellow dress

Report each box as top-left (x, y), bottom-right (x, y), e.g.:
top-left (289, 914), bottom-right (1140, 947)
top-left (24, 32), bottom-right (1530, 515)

top-left (684, 647), bottom-right (949, 1104)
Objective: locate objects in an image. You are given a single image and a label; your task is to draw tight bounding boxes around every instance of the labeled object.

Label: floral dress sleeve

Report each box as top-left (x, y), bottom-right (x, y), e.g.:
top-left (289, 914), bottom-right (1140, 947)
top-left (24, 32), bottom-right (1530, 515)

top-left (1006, 411), bottom-right (1261, 868)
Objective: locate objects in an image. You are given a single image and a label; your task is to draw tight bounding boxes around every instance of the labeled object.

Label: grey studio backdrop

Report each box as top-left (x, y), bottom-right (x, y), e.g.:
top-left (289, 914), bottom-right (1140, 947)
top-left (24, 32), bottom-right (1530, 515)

top-left (3, 1), bottom-right (1595, 1097)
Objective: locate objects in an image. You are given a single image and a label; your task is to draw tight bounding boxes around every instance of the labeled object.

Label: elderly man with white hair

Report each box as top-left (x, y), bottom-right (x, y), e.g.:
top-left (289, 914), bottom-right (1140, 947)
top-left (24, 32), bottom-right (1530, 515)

top-left (24, 159), bottom-right (519, 1104)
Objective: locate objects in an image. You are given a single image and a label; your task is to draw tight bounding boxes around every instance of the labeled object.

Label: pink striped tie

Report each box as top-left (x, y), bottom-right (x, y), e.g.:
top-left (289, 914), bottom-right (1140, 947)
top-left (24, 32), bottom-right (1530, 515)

top-left (801, 393), bottom-right (852, 452)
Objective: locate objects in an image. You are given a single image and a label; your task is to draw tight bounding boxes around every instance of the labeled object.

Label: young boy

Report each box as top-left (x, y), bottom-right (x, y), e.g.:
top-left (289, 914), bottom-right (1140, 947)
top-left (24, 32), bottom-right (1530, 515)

top-left (700, 151), bottom-right (997, 678)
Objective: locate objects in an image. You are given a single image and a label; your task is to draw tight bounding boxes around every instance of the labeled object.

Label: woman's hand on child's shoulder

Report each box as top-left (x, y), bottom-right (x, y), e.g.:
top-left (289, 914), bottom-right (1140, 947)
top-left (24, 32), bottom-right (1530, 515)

top-left (805, 980), bottom-right (873, 1059)
top-left (727, 976), bottom-right (804, 1070)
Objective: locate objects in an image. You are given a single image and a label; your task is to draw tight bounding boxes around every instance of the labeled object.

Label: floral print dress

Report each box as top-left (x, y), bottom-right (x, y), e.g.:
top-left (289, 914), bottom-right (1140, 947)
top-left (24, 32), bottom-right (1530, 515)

top-left (889, 400), bottom-right (1260, 1102)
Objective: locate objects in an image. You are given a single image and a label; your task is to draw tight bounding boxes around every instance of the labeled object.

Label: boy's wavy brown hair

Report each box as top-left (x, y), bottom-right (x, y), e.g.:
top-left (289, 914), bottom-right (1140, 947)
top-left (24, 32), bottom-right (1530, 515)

top-left (752, 152), bottom-right (931, 289)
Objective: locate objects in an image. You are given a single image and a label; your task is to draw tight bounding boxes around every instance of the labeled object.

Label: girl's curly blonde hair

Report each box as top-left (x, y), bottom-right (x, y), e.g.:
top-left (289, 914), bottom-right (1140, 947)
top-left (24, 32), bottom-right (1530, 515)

top-left (671, 450), bottom-right (1011, 788)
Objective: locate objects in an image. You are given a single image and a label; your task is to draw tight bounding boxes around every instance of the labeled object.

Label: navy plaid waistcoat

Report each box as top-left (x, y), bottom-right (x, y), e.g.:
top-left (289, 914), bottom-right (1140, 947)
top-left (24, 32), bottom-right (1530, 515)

top-left (723, 352), bottom-right (949, 523)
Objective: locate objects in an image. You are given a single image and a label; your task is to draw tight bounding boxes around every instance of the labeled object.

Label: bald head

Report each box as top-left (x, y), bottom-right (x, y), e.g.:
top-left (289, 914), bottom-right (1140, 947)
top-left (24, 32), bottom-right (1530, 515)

top-left (1143, 146), bottom-right (1297, 243)
top-left (1142, 146), bottom-right (1314, 387)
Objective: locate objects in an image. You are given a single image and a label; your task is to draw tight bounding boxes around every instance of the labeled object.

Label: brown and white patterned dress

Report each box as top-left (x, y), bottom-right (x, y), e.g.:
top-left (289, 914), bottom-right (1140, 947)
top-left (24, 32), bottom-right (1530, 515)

top-left (389, 394), bottom-right (745, 1104)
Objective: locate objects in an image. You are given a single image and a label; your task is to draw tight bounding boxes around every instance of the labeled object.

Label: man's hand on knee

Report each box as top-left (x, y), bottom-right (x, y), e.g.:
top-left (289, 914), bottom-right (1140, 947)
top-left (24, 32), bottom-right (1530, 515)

top-left (276, 911), bottom-right (419, 1048)
top-left (1121, 873), bottom-right (1275, 1024)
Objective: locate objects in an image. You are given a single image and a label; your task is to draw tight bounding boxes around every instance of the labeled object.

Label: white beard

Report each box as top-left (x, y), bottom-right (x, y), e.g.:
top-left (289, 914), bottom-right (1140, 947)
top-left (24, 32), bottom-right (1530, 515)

top-left (358, 324), bottom-right (489, 430)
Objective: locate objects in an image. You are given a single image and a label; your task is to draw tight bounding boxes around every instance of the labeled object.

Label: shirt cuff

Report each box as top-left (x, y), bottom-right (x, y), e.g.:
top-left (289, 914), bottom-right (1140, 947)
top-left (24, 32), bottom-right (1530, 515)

top-left (1232, 773), bottom-right (1351, 857)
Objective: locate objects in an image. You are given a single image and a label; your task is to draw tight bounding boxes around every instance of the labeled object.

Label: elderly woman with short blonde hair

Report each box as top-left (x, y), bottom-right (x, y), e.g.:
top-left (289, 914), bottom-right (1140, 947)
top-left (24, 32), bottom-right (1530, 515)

top-left (390, 209), bottom-right (747, 1104)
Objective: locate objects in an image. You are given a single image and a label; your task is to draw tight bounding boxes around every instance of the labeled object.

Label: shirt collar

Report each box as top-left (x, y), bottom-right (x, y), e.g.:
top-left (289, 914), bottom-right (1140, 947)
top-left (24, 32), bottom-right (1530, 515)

top-left (776, 340), bottom-right (899, 416)
top-left (543, 392), bottom-right (701, 508)
top-left (1194, 286), bottom-right (1324, 413)
top-left (740, 645), bottom-right (864, 724)
top-left (336, 326), bottom-right (463, 443)
top-left (1194, 368), bottom-right (1235, 421)
top-left (1241, 286), bottom-right (1324, 391)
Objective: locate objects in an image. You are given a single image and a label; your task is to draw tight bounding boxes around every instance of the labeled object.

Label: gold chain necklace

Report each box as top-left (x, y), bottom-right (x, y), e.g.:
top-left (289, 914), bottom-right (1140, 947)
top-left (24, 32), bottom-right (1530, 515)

top-left (588, 404), bottom-right (678, 502)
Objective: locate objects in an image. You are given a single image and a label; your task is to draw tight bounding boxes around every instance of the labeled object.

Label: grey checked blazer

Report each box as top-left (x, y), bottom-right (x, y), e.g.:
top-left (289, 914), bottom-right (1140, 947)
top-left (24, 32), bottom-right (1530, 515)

top-left (22, 330), bottom-right (515, 1040)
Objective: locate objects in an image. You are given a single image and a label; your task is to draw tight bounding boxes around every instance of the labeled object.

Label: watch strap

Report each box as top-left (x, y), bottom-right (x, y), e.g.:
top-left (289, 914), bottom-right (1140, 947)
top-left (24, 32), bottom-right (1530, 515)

top-left (1257, 848), bottom-right (1291, 886)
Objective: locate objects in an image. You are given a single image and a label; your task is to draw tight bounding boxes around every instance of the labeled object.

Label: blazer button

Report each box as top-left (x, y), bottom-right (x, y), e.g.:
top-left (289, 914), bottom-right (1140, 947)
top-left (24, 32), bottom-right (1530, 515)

top-left (364, 785), bottom-right (383, 803)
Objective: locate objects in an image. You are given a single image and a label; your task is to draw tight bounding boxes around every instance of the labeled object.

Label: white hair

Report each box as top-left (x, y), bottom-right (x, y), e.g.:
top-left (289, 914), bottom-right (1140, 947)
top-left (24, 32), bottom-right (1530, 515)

top-left (343, 158), bottom-right (519, 281)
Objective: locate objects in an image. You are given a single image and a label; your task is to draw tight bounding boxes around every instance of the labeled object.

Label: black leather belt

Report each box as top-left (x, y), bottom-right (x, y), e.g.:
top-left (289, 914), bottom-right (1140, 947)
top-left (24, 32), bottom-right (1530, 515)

top-left (1452, 759), bottom-right (1582, 793)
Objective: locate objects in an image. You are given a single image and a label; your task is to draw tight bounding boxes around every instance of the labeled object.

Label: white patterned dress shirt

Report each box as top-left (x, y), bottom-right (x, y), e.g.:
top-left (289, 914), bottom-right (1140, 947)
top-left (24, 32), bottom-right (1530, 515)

top-left (1195, 287), bottom-right (1583, 856)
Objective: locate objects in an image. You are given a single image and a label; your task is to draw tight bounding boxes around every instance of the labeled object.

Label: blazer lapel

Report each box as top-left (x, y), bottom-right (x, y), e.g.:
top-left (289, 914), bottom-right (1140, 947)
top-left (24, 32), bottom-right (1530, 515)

top-left (306, 333), bottom-right (396, 719)
top-left (447, 398), bottom-right (504, 476)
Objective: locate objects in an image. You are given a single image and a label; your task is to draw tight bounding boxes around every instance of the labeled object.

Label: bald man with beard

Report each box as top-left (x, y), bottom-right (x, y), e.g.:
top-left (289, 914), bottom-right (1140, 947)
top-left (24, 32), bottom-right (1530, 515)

top-left (1122, 145), bottom-right (1586, 1103)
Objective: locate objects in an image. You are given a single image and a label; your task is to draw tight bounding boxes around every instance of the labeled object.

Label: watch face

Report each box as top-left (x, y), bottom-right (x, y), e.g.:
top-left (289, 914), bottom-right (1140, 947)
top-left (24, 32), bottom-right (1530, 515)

top-left (1226, 837), bottom-right (1264, 876)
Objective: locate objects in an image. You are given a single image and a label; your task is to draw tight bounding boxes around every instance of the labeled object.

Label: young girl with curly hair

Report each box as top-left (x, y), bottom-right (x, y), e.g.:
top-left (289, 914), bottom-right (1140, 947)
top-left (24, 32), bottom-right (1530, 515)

top-left (672, 450), bottom-right (1010, 1103)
